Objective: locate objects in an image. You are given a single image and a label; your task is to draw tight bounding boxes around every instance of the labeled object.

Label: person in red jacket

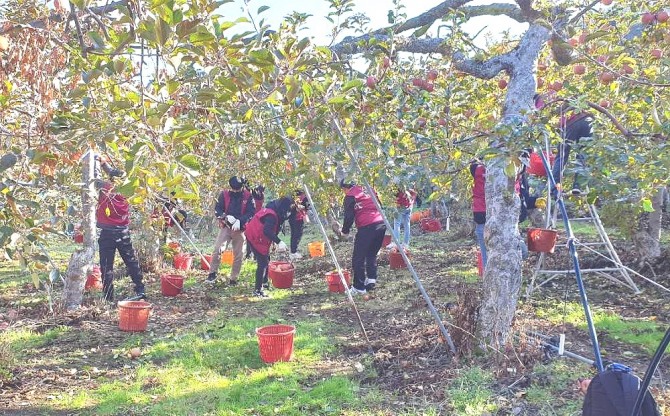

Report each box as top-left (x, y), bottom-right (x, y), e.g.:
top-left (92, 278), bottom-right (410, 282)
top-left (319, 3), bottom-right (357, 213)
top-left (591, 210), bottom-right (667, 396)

top-left (470, 160), bottom-right (487, 268)
top-left (340, 179), bottom-right (386, 294)
top-left (288, 191), bottom-right (310, 260)
top-left (96, 178), bottom-right (145, 302)
top-left (206, 176), bottom-right (255, 285)
top-left (244, 196), bottom-right (294, 297)
top-left (387, 187), bottom-right (417, 249)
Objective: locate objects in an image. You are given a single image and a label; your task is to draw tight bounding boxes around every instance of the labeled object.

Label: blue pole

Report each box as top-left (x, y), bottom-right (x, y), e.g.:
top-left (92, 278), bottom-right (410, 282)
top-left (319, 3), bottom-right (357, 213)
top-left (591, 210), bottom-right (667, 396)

top-left (539, 151), bottom-right (604, 372)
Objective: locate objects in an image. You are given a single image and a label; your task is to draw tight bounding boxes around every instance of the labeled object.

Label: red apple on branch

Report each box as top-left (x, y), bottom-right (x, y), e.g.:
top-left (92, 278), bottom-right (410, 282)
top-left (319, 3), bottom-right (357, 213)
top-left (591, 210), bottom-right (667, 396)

top-left (657, 11), bottom-right (669, 23)
top-left (498, 79), bottom-right (508, 89)
top-left (366, 76), bottom-right (377, 89)
top-left (651, 49), bottom-right (663, 59)
top-left (573, 64), bottom-right (586, 75)
top-left (642, 12), bottom-right (656, 25)
top-left (426, 70), bottom-right (438, 81)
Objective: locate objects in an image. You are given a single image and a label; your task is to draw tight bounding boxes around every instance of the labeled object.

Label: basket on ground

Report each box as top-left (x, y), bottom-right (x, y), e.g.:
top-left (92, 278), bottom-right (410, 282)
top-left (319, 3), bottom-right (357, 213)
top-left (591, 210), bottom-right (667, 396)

top-left (325, 270), bottom-right (351, 293)
top-left (256, 324), bottom-right (296, 363)
top-left (173, 252), bottom-right (193, 270)
top-left (389, 248), bottom-right (411, 269)
top-left (85, 265), bottom-right (102, 291)
top-left (268, 261), bottom-right (294, 289)
top-left (118, 300), bottom-right (152, 332)
top-left (161, 274), bottom-right (185, 296)
top-left (420, 218), bottom-right (442, 232)
top-left (382, 235), bottom-right (392, 247)
top-left (307, 241), bottom-right (325, 257)
top-left (200, 254), bottom-right (212, 271)
top-left (527, 228), bottom-right (558, 253)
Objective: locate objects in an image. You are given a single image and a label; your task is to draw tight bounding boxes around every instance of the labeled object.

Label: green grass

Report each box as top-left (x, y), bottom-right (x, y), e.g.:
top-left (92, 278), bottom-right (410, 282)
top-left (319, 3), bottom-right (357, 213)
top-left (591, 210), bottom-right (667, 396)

top-left (535, 301), bottom-right (666, 354)
top-left (525, 360), bottom-right (590, 415)
top-left (446, 367), bottom-right (497, 415)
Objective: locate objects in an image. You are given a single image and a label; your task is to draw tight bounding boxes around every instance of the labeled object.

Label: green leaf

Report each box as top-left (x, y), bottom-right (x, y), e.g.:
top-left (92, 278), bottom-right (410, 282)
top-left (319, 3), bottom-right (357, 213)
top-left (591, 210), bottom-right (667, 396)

top-left (413, 24), bottom-right (431, 38)
top-left (257, 5), bottom-right (270, 14)
top-left (87, 31), bottom-right (105, 49)
top-left (328, 95), bottom-right (348, 105)
top-left (31, 273), bottom-right (40, 289)
top-left (155, 17), bottom-right (172, 46)
top-left (49, 269), bottom-right (60, 283)
top-left (641, 198), bottom-right (654, 212)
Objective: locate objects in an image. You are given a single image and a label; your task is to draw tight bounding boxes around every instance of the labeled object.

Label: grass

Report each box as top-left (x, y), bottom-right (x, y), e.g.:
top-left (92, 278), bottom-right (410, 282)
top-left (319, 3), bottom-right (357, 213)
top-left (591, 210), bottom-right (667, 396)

top-left (524, 360), bottom-right (591, 415)
top-left (445, 366), bottom-right (497, 415)
top-left (535, 300), bottom-right (666, 354)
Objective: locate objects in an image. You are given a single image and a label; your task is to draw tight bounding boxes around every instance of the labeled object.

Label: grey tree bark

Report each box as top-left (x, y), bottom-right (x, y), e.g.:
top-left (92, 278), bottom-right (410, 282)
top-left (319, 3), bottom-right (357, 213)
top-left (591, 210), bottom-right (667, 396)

top-left (632, 187), bottom-right (665, 265)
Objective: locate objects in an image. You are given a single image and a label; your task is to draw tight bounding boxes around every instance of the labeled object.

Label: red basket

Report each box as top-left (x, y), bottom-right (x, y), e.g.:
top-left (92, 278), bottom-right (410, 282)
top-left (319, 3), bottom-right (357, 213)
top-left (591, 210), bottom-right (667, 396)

top-left (85, 266), bottom-right (102, 291)
top-left (268, 261), bottom-right (294, 289)
top-left (420, 218), bottom-right (442, 232)
top-left (173, 253), bottom-right (193, 270)
top-left (527, 152), bottom-right (556, 177)
top-left (118, 301), bottom-right (152, 332)
top-left (389, 248), bottom-right (411, 269)
top-left (527, 228), bottom-right (558, 253)
top-left (256, 324), bottom-right (296, 363)
top-left (382, 235), bottom-right (392, 247)
top-left (200, 254), bottom-right (212, 271)
top-left (325, 270), bottom-right (351, 293)
top-left (161, 274), bottom-right (184, 297)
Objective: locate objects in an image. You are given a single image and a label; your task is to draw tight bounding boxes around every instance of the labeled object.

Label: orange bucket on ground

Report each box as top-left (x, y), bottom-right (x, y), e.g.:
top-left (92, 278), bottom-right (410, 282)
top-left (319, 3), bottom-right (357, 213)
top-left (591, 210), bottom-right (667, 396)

top-left (410, 210), bottom-right (430, 223)
top-left (221, 250), bottom-right (234, 266)
top-left (256, 324), bottom-right (296, 363)
top-left (200, 254), bottom-right (213, 271)
top-left (161, 274), bottom-right (184, 297)
top-left (527, 228), bottom-right (558, 253)
top-left (85, 266), bottom-right (102, 291)
top-left (118, 301), bottom-right (152, 332)
top-left (268, 261), bottom-right (294, 289)
top-left (420, 218), bottom-right (442, 232)
top-left (325, 270), bottom-right (351, 293)
top-left (307, 241), bottom-right (325, 257)
top-left (527, 152), bottom-right (556, 177)
top-left (389, 248), bottom-right (411, 269)
top-left (173, 253), bottom-right (193, 270)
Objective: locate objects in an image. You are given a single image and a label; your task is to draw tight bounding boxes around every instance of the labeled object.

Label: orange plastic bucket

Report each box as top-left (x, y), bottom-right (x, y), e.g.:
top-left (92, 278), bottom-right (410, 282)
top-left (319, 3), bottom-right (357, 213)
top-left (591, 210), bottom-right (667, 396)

top-left (325, 270), bottom-right (351, 293)
top-left (161, 274), bottom-right (184, 297)
top-left (476, 250), bottom-right (483, 278)
top-left (221, 250), bottom-right (234, 266)
top-left (200, 254), bottom-right (212, 271)
top-left (527, 228), bottom-right (558, 253)
top-left (389, 248), bottom-right (411, 269)
top-left (268, 261), bottom-right (294, 289)
top-left (256, 324), bottom-right (296, 363)
top-left (307, 241), bottom-right (325, 257)
top-left (173, 253), bottom-right (193, 270)
top-left (118, 301), bottom-right (152, 332)
top-left (85, 266), bottom-right (102, 291)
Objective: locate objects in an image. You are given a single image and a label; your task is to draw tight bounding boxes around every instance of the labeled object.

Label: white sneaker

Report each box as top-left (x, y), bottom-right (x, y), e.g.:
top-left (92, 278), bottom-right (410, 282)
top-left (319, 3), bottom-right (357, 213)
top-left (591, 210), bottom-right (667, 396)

top-left (386, 242), bottom-right (397, 249)
top-left (289, 252), bottom-right (303, 260)
top-left (346, 287), bottom-right (367, 296)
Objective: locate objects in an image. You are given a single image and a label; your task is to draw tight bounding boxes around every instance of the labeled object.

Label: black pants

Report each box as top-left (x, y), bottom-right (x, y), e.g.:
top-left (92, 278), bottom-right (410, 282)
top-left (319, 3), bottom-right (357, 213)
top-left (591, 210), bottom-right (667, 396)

top-left (551, 117), bottom-right (593, 196)
top-left (250, 244), bottom-right (270, 292)
top-left (351, 222), bottom-right (386, 290)
top-left (99, 228), bottom-right (144, 301)
top-left (289, 217), bottom-right (304, 253)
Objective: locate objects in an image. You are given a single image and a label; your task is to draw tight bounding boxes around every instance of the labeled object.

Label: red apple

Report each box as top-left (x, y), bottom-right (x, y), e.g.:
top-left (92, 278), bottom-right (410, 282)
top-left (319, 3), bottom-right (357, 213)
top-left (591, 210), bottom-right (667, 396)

top-left (599, 72), bottom-right (615, 84)
top-left (537, 62), bottom-right (547, 71)
top-left (416, 117), bottom-right (427, 128)
top-left (366, 76), bottom-right (377, 89)
top-left (568, 38), bottom-right (579, 47)
top-left (601, 0), bottom-right (612, 5)
top-left (424, 82), bottom-right (434, 92)
top-left (412, 78), bottom-right (423, 87)
top-left (426, 70), bottom-right (438, 81)
top-left (657, 11), bottom-right (669, 23)
top-left (573, 64), bottom-right (586, 75)
top-left (549, 81), bottom-right (563, 91)
top-left (498, 79), bottom-right (508, 89)
top-left (621, 64), bottom-right (634, 74)
top-left (437, 118), bottom-right (447, 126)
top-left (642, 12), bottom-right (656, 25)
top-left (382, 57), bottom-right (391, 68)
top-left (599, 100), bottom-right (611, 108)
top-left (537, 77), bottom-right (545, 88)
top-left (651, 49), bottom-right (663, 59)
top-left (395, 120), bottom-right (404, 129)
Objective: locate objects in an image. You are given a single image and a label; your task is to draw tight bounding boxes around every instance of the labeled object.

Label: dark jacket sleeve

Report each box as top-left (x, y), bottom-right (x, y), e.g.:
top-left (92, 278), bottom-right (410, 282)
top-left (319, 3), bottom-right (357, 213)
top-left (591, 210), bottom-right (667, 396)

top-left (262, 215), bottom-right (281, 244)
top-left (341, 195), bottom-right (356, 234)
top-left (214, 192), bottom-right (225, 218)
top-left (240, 193), bottom-right (255, 225)
top-left (469, 163), bottom-right (478, 178)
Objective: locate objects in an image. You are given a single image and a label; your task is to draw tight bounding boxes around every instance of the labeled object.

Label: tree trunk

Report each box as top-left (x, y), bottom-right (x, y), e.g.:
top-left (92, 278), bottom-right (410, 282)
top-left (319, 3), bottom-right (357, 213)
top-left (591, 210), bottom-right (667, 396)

top-left (632, 187), bottom-right (665, 265)
top-left (476, 159), bottom-right (524, 351)
top-left (134, 217), bottom-right (162, 273)
top-left (63, 150), bottom-right (97, 310)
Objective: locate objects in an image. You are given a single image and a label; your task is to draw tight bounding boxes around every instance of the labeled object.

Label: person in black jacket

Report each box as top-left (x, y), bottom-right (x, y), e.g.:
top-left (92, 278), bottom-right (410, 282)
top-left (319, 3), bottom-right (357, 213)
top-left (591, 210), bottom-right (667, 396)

top-left (206, 176), bottom-right (255, 285)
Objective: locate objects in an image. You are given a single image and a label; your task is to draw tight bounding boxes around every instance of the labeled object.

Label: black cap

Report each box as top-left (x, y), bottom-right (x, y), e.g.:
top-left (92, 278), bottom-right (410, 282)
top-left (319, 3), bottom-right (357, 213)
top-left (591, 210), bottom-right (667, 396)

top-left (339, 178), bottom-right (354, 188)
top-left (229, 176), bottom-right (244, 190)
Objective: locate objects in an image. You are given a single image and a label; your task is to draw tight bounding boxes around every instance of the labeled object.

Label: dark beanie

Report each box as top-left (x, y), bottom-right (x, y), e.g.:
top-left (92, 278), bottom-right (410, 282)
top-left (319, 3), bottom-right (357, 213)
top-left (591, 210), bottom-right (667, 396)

top-left (229, 176), bottom-right (244, 190)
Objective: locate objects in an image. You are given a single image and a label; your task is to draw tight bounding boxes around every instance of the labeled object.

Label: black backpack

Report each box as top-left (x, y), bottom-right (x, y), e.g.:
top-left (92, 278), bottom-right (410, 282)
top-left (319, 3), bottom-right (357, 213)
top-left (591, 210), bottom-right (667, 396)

top-left (582, 369), bottom-right (660, 416)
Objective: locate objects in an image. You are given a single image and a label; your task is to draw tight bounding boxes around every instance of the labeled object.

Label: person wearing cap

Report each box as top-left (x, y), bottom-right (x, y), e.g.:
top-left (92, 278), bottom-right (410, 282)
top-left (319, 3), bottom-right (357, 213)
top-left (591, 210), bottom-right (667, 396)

top-left (95, 173), bottom-right (146, 302)
top-left (288, 191), bottom-right (309, 260)
top-left (386, 186), bottom-right (417, 249)
top-left (244, 196), bottom-right (293, 297)
top-left (206, 176), bottom-right (255, 285)
top-left (340, 179), bottom-right (386, 294)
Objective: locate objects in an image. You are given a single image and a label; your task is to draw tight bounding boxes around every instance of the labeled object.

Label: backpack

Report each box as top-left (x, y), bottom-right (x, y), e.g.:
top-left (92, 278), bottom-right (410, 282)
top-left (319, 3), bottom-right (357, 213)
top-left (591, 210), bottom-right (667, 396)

top-left (582, 368), bottom-right (660, 416)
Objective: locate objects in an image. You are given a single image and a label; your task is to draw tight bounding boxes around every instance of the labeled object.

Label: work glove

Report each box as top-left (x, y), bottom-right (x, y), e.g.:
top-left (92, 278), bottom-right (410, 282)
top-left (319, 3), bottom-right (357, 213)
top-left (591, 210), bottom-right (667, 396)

top-left (536, 197), bottom-right (547, 209)
top-left (275, 241), bottom-right (288, 252)
top-left (225, 215), bottom-right (237, 225)
top-left (231, 219), bottom-right (241, 231)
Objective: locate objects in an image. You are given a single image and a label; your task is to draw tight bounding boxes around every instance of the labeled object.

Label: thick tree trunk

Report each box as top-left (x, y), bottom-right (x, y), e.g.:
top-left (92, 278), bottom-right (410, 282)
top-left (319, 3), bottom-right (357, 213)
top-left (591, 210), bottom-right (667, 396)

top-left (632, 187), bottom-right (665, 265)
top-left (63, 151), bottom-right (97, 310)
top-left (134, 218), bottom-right (162, 272)
top-left (476, 159), bottom-right (524, 351)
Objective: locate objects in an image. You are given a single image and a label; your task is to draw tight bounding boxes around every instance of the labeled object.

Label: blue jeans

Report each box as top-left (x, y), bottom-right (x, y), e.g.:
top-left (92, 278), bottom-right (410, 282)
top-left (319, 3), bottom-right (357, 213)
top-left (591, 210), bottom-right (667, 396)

top-left (393, 208), bottom-right (412, 246)
top-left (475, 223), bottom-right (487, 268)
